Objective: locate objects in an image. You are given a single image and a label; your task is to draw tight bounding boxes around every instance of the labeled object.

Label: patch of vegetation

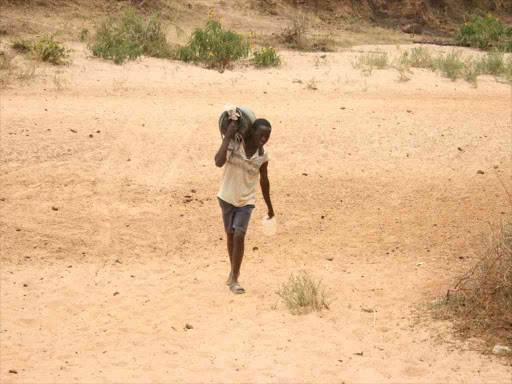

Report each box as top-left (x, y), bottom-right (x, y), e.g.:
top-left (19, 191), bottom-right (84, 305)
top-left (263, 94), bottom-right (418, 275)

top-left (89, 7), bottom-right (173, 65)
top-left (408, 46), bottom-right (435, 69)
top-left (277, 270), bottom-right (330, 315)
top-left (457, 13), bottom-right (512, 52)
top-left (33, 38), bottom-right (70, 65)
top-left (12, 39), bottom-right (33, 53)
top-left (434, 50), bottom-right (465, 81)
top-left (175, 16), bottom-right (250, 69)
top-left (352, 52), bottom-right (388, 76)
top-left (393, 51), bottom-right (413, 82)
top-left (252, 45), bottom-right (281, 68)
top-left (12, 37), bottom-right (69, 65)
top-left (442, 219), bottom-right (512, 346)
top-left (280, 14), bottom-right (336, 52)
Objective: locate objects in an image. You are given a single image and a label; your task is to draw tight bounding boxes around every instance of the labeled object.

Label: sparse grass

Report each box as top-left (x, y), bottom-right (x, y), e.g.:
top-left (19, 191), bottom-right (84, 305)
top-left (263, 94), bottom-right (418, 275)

top-left (408, 46), bottom-right (435, 69)
top-left (351, 52), bottom-right (388, 76)
top-left (89, 7), bottom-right (173, 65)
top-left (434, 50), bottom-right (465, 81)
top-left (176, 16), bottom-right (250, 69)
top-left (393, 51), bottom-right (413, 82)
top-left (441, 219), bottom-right (512, 345)
top-left (12, 39), bottom-right (32, 53)
top-left (252, 45), bottom-right (281, 68)
top-left (280, 14), bottom-right (336, 52)
top-left (277, 270), bottom-right (330, 315)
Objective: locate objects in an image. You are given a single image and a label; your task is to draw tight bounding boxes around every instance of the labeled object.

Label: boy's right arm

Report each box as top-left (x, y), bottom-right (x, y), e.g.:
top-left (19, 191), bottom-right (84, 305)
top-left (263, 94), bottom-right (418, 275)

top-left (215, 121), bottom-right (238, 168)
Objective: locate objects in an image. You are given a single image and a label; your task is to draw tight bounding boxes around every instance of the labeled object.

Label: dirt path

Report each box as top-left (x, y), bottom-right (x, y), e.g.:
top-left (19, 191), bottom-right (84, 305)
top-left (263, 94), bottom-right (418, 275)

top-left (1, 43), bottom-right (511, 382)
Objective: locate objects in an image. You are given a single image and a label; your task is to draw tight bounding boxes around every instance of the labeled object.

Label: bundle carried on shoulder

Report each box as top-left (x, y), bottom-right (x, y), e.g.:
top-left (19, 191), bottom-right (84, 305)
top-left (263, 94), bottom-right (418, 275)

top-left (218, 105), bottom-right (256, 140)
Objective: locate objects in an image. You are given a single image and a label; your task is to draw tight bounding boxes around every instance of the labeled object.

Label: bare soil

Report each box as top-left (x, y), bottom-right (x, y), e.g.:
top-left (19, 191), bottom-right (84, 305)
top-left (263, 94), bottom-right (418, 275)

top-left (1, 2), bottom-right (511, 383)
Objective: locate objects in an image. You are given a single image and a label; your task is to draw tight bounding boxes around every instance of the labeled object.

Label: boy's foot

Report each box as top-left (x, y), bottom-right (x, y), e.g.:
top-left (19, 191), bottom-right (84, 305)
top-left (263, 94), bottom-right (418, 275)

top-left (225, 272), bottom-right (233, 286)
top-left (230, 283), bottom-right (245, 295)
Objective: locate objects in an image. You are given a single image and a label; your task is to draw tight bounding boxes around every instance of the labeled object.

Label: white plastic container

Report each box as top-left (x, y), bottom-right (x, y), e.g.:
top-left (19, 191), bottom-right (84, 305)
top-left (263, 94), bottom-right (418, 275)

top-left (261, 215), bottom-right (277, 236)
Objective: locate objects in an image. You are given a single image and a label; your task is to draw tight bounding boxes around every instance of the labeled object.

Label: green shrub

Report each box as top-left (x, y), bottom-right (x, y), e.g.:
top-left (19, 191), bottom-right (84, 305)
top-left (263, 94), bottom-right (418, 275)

top-left (277, 270), bottom-right (330, 315)
top-left (252, 45), bottom-right (280, 68)
top-left (89, 7), bottom-right (172, 65)
top-left (176, 19), bottom-right (250, 69)
top-left (456, 14), bottom-right (512, 52)
top-left (33, 38), bottom-right (70, 65)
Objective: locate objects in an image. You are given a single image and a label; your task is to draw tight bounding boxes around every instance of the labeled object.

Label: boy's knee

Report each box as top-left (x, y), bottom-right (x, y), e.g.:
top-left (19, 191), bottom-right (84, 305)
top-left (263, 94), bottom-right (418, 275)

top-left (233, 229), bottom-right (245, 240)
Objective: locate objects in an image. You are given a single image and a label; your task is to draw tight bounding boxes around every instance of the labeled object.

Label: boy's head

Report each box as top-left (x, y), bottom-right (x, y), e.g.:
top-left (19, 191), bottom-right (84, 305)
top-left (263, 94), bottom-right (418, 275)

top-left (251, 118), bottom-right (271, 147)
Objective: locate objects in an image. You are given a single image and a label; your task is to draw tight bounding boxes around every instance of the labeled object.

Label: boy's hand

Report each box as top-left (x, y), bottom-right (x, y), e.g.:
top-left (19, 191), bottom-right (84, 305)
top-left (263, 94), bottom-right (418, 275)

top-left (225, 120), bottom-right (238, 139)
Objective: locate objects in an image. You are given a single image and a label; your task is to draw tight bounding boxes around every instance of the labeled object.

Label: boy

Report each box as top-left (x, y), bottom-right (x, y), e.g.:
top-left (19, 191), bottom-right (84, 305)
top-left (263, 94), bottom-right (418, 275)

top-left (214, 118), bottom-right (274, 294)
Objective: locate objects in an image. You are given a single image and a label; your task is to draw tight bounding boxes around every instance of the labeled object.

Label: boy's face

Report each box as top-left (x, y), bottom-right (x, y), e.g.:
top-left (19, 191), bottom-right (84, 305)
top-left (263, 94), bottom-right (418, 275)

top-left (251, 125), bottom-right (271, 147)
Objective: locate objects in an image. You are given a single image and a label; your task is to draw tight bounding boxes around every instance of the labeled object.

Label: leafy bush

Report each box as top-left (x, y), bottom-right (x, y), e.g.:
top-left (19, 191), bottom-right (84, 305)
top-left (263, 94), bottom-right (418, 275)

top-left (480, 51), bottom-right (506, 75)
top-left (252, 45), bottom-right (280, 68)
top-left (277, 270), bottom-right (330, 315)
top-left (393, 51), bottom-right (413, 82)
top-left (457, 14), bottom-right (512, 52)
top-left (176, 18), bottom-right (250, 69)
top-left (33, 38), bottom-right (70, 65)
top-left (89, 7), bottom-right (172, 65)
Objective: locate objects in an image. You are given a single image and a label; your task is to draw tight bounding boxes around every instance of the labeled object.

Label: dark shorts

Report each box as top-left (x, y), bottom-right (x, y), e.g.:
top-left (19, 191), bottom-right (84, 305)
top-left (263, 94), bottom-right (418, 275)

top-left (218, 198), bottom-right (254, 234)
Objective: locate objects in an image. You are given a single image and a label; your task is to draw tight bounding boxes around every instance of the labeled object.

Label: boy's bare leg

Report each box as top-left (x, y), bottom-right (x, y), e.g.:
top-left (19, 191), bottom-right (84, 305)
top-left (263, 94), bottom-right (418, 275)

top-left (226, 233), bottom-right (234, 285)
top-left (230, 229), bottom-right (246, 294)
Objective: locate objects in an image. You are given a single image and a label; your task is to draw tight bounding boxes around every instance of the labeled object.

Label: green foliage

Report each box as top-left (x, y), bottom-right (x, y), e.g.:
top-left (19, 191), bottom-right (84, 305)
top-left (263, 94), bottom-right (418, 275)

top-left (252, 45), bottom-right (281, 68)
top-left (479, 51), bottom-right (505, 75)
top-left (176, 19), bottom-right (250, 68)
top-left (12, 39), bottom-right (33, 53)
top-left (277, 270), bottom-right (330, 315)
top-left (33, 38), bottom-right (70, 65)
top-left (456, 14), bottom-right (512, 52)
top-left (89, 7), bottom-right (172, 65)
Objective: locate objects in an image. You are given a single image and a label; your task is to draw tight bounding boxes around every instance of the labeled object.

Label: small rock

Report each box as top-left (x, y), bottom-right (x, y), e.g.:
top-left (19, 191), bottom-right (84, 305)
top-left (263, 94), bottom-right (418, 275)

top-left (321, 215), bottom-right (325, 219)
top-left (89, 134), bottom-right (93, 138)
top-left (52, 206), bottom-right (59, 211)
top-left (326, 257), bottom-right (334, 261)
top-left (477, 170), bottom-right (485, 175)
top-left (253, 247), bottom-right (259, 251)
top-left (492, 345), bottom-right (512, 355)
top-left (9, 369), bottom-right (17, 374)
top-left (23, 284), bottom-right (27, 287)
top-left (302, 173), bottom-right (308, 176)
top-left (191, 189), bottom-right (197, 193)
top-left (494, 165), bottom-right (499, 169)
top-left (113, 291), bottom-right (119, 296)
top-left (457, 147), bottom-right (463, 151)
top-left (70, 129), bottom-right (77, 133)
top-left (185, 323), bottom-right (193, 329)
top-left (406, 110), bottom-right (412, 113)
top-left (96, 130), bottom-right (101, 133)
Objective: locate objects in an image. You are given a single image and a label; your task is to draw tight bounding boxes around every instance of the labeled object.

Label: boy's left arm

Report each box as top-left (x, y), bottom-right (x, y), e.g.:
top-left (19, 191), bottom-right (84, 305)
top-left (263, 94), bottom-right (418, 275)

top-left (259, 161), bottom-right (274, 218)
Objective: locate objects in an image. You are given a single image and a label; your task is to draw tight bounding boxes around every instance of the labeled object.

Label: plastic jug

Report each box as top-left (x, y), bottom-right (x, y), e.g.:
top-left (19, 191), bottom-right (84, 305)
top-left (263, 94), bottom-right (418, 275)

top-left (262, 215), bottom-right (277, 236)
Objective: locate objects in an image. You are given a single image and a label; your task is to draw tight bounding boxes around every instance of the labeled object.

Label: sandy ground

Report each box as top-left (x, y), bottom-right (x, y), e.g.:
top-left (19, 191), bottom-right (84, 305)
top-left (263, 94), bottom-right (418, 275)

top-left (1, 42), bottom-right (512, 383)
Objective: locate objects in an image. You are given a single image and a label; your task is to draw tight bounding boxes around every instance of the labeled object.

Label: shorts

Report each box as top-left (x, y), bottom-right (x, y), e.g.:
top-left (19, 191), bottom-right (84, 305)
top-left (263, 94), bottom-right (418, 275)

top-left (218, 198), bottom-right (254, 234)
